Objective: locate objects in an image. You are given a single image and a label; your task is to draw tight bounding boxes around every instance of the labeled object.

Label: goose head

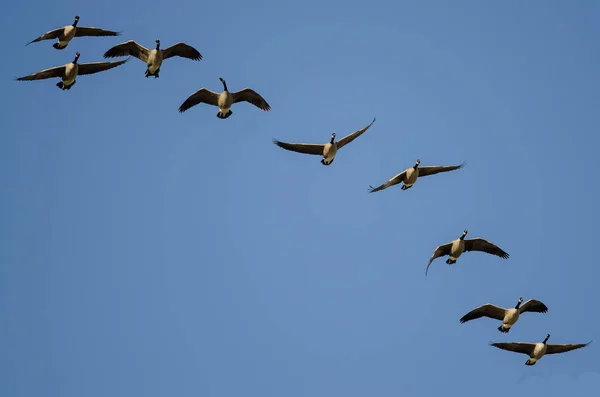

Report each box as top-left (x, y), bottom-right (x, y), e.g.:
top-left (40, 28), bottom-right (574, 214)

top-left (330, 133), bottom-right (336, 143)
top-left (73, 52), bottom-right (80, 64)
top-left (73, 15), bottom-right (80, 27)
top-left (460, 229), bottom-right (468, 240)
top-left (543, 334), bottom-right (550, 344)
top-left (155, 39), bottom-right (161, 50)
top-left (515, 297), bottom-right (524, 309)
top-left (219, 77), bottom-right (228, 91)
top-left (413, 159), bottom-right (420, 169)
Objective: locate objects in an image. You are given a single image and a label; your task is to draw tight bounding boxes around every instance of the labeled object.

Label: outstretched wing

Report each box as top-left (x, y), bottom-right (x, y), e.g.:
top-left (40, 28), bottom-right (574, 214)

top-left (546, 342), bottom-right (592, 355)
top-left (74, 26), bottom-right (121, 37)
top-left (490, 342), bottom-right (536, 356)
top-left (335, 118), bottom-right (376, 149)
top-left (232, 89), bottom-right (271, 111)
top-left (272, 139), bottom-right (324, 156)
top-left (162, 42), bottom-right (202, 60)
top-left (417, 162), bottom-right (465, 177)
top-left (425, 242), bottom-right (453, 276)
top-left (77, 59), bottom-right (128, 76)
top-left (519, 299), bottom-right (548, 314)
top-left (26, 27), bottom-right (64, 45)
top-left (463, 238), bottom-right (509, 259)
top-left (368, 171), bottom-right (407, 193)
top-left (16, 65), bottom-right (66, 81)
top-left (103, 41), bottom-right (149, 62)
top-left (178, 89), bottom-right (220, 113)
top-left (460, 304), bottom-right (506, 323)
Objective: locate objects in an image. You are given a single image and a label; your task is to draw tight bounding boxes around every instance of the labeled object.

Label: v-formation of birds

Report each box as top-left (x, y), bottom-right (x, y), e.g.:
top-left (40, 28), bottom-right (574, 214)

top-left (18, 15), bottom-right (592, 368)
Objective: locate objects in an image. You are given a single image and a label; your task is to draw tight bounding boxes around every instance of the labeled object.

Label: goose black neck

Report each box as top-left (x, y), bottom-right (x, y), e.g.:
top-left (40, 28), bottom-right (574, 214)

top-left (515, 300), bottom-right (522, 309)
top-left (330, 136), bottom-right (335, 144)
top-left (543, 336), bottom-right (550, 344)
top-left (73, 20), bottom-right (79, 27)
top-left (156, 43), bottom-right (160, 50)
top-left (73, 55), bottom-right (79, 64)
top-left (221, 81), bottom-right (228, 91)
top-left (413, 163), bottom-right (419, 169)
top-left (459, 234), bottom-right (466, 240)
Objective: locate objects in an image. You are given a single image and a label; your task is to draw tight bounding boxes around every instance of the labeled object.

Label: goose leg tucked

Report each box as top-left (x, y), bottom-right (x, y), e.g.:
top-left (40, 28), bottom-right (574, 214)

top-left (498, 324), bottom-right (511, 333)
top-left (321, 158), bottom-right (334, 166)
top-left (53, 42), bottom-right (68, 50)
top-left (56, 80), bottom-right (75, 90)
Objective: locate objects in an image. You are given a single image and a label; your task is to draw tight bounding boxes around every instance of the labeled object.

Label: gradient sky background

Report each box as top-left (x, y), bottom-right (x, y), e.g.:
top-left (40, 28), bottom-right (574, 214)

top-left (1, 1), bottom-right (599, 396)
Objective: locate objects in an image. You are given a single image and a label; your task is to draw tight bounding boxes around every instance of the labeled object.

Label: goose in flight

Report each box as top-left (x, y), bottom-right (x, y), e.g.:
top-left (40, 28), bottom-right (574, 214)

top-left (426, 230), bottom-right (509, 276)
top-left (491, 334), bottom-right (592, 366)
top-left (27, 16), bottom-right (121, 50)
top-left (368, 159), bottom-right (464, 193)
top-left (178, 77), bottom-right (270, 118)
top-left (460, 297), bottom-right (548, 333)
top-left (16, 52), bottom-right (128, 90)
top-left (103, 39), bottom-right (202, 78)
top-left (272, 118), bottom-right (376, 165)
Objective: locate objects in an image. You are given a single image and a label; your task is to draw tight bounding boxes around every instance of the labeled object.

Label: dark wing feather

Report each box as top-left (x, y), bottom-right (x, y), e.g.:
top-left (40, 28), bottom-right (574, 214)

top-left (16, 65), bottom-right (66, 81)
top-left (77, 59), bottom-right (128, 76)
top-left (178, 89), bottom-right (220, 113)
top-left (272, 139), bottom-right (324, 156)
top-left (519, 299), bottom-right (548, 314)
top-left (368, 171), bottom-right (407, 193)
top-left (546, 342), bottom-right (592, 355)
top-left (463, 238), bottom-right (509, 259)
top-left (103, 41), bottom-right (149, 62)
top-left (74, 27), bottom-right (121, 37)
top-left (232, 89), bottom-right (271, 111)
top-left (425, 242), bottom-right (453, 276)
top-left (26, 27), bottom-right (64, 45)
top-left (335, 118), bottom-right (376, 149)
top-left (162, 43), bottom-right (202, 60)
top-left (417, 162), bottom-right (466, 177)
top-left (490, 342), bottom-right (537, 356)
top-left (460, 304), bottom-right (506, 323)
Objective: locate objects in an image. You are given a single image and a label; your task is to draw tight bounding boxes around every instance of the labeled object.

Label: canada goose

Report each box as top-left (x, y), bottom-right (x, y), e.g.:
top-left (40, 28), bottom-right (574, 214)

top-left (425, 230), bottom-right (509, 275)
top-left (27, 16), bottom-right (121, 50)
top-left (178, 77), bottom-right (271, 118)
top-left (368, 160), bottom-right (465, 192)
top-left (460, 297), bottom-right (548, 333)
top-left (491, 334), bottom-right (592, 366)
top-left (272, 118), bottom-right (376, 165)
top-left (103, 39), bottom-right (202, 78)
top-left (16, 52), bottom-right (128, 90)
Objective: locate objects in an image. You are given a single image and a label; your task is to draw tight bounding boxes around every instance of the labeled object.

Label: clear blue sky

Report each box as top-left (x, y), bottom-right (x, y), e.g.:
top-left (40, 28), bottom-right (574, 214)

top-left (1, 1), bottom-right (599, 396)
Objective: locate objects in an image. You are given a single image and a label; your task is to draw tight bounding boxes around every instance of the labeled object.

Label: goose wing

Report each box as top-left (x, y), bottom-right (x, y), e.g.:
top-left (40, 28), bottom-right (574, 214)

top-left (460, 304), bottom-right (506, 323)
top-left (26, 27), bottom-right (64, 45)
top-left (335, 118), bottom-right (376, 149)
top-left (77, 59), bottom-right (128, 76)
top-left (490, 342), bottom-right (536, 356)
top-left (519, 299), bottom-right (548, 314)
top-left (417, 162), bottom-right (466, 177)
top-left (16, 65), bottom-right (66, 81)
top-left (232, 89), bottom-right (271, 111)
top-left (103, 41), bottom-right (149, 62)
top-left (368, 171), bottom-right (407, 193)
top-left (546, 342), bottom-right (592, 355)
top-left (272, 139), bottom-right (325, 156)
top-left (162, 42), bottom-right (202, 60)
top-left (463, 238), bottom-right (509, 259)
top-left (178, 89), bottom-right (220, 113)
top-left (425, 242), bottom-right (453, 275)
top-left (74, 27), bottom-right (121, 37)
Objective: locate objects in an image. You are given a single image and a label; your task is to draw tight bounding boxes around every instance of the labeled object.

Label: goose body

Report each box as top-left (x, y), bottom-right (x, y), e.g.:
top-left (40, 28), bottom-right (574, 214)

top-left (179, 77), bottom-right (270, 119)
top-left (27, 16), bottom-right (120, 50)
top-left (368, 160), bottom-right (464, 192)
top-left (273, 118), bottom-right (376, 165)
top-left (491, 334), bottom-right (591, 366)
top-left (103, 39), bottom-right (202, 78)
top-left (16, 52), bottom-right (128, 90)
top-left (426, 229), bottom-right (509, 275)
top-left (460, 297), bottom-right (548, 333)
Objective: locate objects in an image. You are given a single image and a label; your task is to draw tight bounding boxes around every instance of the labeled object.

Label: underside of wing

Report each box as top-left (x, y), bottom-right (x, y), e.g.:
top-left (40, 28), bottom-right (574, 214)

top-left (75, 27), bottom-right (121, 37)
top-left (490, 342), bottom-right (536, 356)
top-left (77, 59), bottom-right (128, 76)
top-left (27, 27), bottom-right (63, 45)
top-left (162, 42), bottom-right (202, 60)
top-left (417, 162), bottom-right (466, 177)
top-left (178, 89), bottom-right (220, 113)
top-left (425, 243), bottom-right (452, 275)
top-left (16, 65), bottom-right (65, 81)
top-left (546, 342), bottom-right (592, 355)
top-left (103, 41), bottom-right (148, 62)
top-left (368, 171), bottom-right (406, 193)
top-left (272, 139), bottom-right (324, 156)
top-left (335, 117), bottom-right (376, 149)
top-left (460, 304), bottom-right (506, 323)
top-left (519, 299), bottom-right (548, 314)
top-left (232, 89), bottom-right (271, 111)
top-left (464, 238), bottom-right (509, 259)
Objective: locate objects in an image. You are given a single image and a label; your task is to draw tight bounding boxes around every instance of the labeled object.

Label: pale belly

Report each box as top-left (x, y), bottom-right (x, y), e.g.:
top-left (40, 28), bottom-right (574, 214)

top-left (60, 26), bottom-right (76, 44)
top-left (63, 64), bottom-right (77, 83)
top-left (147, 51), bottom-right (162, 71)
top-left (218, 93), bottom-right (232, 110)
top-left (323, 144), bottom-right (336, 160)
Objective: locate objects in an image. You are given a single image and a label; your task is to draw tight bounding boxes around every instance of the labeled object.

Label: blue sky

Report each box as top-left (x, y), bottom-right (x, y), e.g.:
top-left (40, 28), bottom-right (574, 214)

top-left (1, 1), bottom-right (599, 396)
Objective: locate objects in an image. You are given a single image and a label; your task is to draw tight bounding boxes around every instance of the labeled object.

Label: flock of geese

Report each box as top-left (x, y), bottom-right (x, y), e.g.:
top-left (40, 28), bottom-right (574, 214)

top-left (17, 15), bottom-right (592, 369)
